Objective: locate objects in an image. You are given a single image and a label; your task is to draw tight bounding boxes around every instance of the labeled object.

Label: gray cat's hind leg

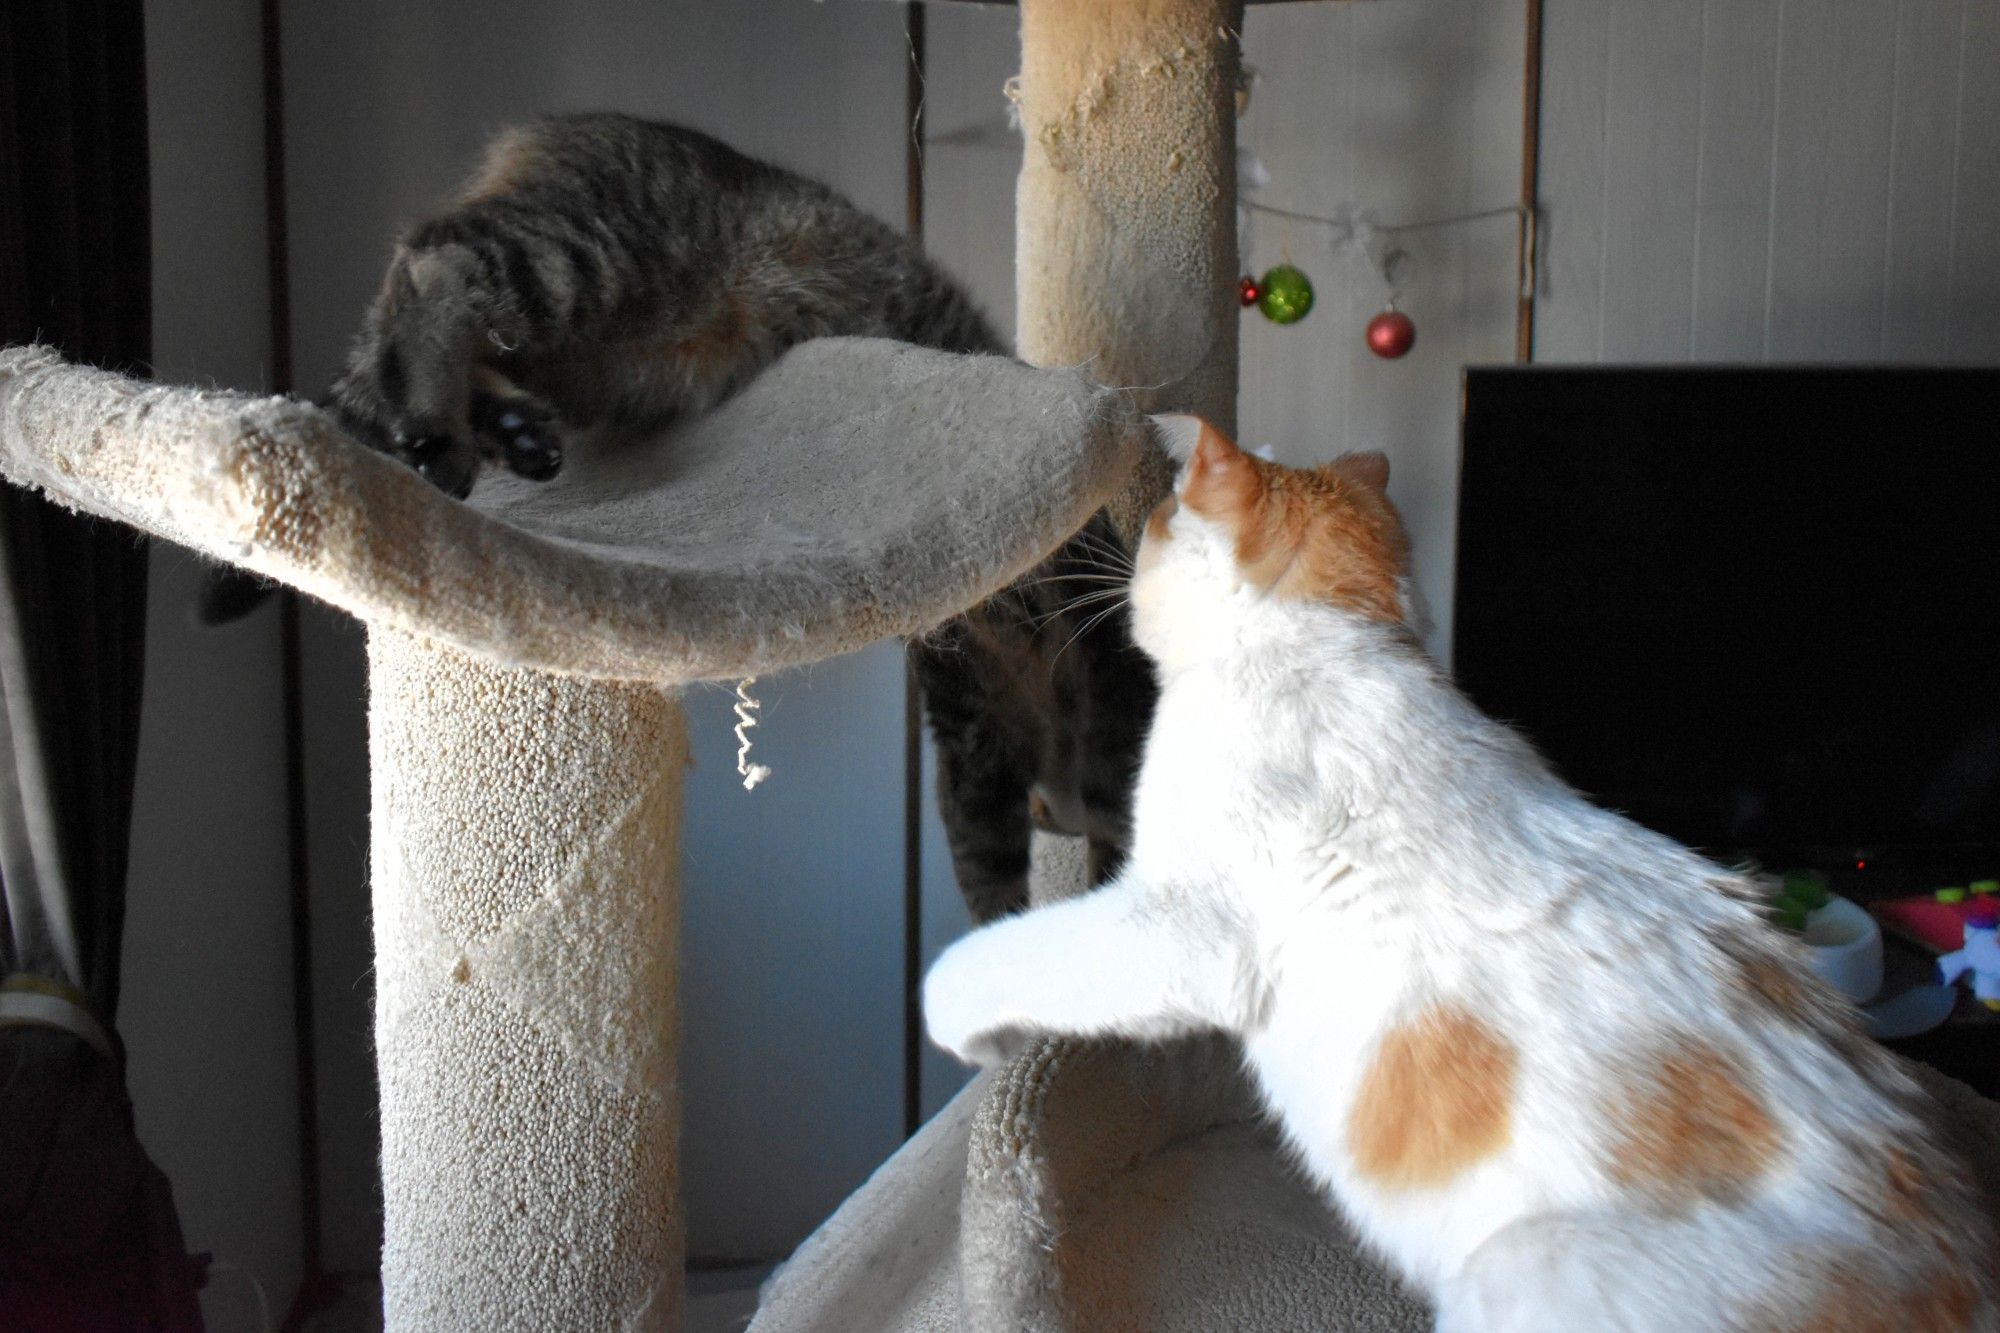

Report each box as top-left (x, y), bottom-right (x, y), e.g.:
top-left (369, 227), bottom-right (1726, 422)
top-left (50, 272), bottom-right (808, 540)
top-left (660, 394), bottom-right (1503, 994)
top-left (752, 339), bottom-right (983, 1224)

top-left (911, 635), bottom-right (1034, 924)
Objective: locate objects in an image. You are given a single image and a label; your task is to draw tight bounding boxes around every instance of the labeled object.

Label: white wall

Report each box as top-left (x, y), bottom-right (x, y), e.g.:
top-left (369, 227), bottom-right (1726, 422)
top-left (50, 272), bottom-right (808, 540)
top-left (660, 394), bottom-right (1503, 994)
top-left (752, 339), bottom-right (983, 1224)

top-left (1536, 0), bottom-right (2000, 364)
top-left (129, 3), bottom-right (302, 1329)
top-left (1236, 0), bottom-right (1526, 666)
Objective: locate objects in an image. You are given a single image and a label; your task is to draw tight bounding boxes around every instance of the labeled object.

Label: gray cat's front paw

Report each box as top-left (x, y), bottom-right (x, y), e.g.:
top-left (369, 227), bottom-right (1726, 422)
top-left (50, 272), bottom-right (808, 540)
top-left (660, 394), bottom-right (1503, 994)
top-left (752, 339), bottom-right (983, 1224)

top-left (325, 390), bottom-right (482, 499)
top-left (329, 393), bottom-right (568, 500)
top-left (469, 388), bottom-right (564, 482)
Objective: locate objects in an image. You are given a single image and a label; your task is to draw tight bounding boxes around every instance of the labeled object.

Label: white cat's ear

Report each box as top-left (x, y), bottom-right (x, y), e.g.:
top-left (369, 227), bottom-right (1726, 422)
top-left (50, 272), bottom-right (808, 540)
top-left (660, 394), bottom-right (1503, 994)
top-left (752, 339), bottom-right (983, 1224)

top-left (1330, 450), bottom-right (1391, 492)
top-left (1150, 413), bottom-right (1207, 465)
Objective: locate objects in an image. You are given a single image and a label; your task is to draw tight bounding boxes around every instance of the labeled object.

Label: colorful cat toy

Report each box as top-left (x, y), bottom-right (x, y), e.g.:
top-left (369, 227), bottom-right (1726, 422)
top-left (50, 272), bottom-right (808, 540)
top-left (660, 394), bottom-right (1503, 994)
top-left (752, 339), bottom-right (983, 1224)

top-left (1937, 897), bottom-right (2000, 1011)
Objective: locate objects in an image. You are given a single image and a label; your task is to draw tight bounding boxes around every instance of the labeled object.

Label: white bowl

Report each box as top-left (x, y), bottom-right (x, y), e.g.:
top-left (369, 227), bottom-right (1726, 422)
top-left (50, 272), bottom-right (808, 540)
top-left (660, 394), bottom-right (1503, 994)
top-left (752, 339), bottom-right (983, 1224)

top-left (1801, 895), bottom-right (1883, 1005)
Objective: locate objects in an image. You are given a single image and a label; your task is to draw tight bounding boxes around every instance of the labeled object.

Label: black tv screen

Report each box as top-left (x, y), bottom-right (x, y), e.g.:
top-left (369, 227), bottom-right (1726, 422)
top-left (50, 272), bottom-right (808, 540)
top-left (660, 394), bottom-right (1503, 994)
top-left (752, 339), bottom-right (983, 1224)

top-left (1454, 367), bottom-right (2000, 878)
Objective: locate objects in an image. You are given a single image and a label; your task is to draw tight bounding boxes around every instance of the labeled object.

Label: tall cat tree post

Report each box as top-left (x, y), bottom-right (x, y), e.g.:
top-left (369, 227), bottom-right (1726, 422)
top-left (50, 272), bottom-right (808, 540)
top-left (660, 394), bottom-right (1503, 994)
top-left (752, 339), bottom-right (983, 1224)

top-left (1016, 0), bottom-right (1242, 462)
top-left (1011, 0), bottom-right (1243, 897)
top-left (970, 0), bottom-right (1269, 1321)
top-left (1016, 14), bottom-right (1244, 859)
top-left (0, 340), bottom-right (1147, 1330)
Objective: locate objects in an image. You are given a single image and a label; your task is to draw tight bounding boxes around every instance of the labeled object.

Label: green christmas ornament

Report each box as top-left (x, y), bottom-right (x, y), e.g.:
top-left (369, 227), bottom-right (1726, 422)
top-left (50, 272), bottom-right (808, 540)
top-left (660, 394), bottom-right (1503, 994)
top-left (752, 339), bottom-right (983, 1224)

top-left (1256, 263), bottom-right (1314, 325)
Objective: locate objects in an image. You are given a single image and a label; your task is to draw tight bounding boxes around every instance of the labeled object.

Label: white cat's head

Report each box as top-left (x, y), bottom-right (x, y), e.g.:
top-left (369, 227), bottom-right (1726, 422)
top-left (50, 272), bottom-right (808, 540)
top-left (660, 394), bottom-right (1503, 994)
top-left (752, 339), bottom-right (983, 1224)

top-left (1131, 415), bottom-right (1411, 672)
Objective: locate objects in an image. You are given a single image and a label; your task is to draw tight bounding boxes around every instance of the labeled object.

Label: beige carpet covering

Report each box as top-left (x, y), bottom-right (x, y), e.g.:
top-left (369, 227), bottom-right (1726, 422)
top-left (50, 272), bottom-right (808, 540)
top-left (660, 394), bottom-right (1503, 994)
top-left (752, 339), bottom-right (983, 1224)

top-left (755, 1041), bottom-right (2000, 1333)
top-left (1013, 0), bottom-right (1243, 546)
top-left (367, 633), bottom-right (689, 1329)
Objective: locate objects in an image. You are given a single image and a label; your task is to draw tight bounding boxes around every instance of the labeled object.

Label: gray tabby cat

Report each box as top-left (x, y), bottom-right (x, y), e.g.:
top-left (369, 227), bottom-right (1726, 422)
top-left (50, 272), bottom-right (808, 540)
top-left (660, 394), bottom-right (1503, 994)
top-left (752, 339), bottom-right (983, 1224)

top-left (329, 112), bottom-right (1157, 921)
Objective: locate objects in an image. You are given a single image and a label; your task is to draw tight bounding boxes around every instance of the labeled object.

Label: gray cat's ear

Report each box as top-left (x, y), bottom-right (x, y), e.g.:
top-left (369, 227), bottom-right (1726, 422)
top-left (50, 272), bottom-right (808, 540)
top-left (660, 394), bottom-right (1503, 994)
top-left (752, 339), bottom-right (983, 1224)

top-left (1330, 450), bottom-right (1390, 492)
top-left (1149, 413), bottom-right (1206, 465)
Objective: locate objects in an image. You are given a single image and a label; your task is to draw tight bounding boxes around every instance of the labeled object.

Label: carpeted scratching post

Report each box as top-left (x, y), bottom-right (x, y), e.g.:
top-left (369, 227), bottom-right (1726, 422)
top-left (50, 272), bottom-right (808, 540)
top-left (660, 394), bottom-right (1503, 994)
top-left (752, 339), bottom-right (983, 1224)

top-left (959, 4), bottom-right (1288, 1327)
top-left (0, 338), bottom-right (1148, 1330)
top-left (1013, 0), bottom-right (1241, 909)
top-left (367, 636), bottom-right (687, 1328)
top-left (1015, 0), bottom-right (1243, 546)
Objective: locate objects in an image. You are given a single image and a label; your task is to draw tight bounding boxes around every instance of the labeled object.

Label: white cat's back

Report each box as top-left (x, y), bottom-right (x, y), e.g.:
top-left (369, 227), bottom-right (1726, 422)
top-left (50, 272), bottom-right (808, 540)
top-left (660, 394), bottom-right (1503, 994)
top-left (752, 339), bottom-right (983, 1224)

top-left (1140, 649), bottom-right (1992, 1326)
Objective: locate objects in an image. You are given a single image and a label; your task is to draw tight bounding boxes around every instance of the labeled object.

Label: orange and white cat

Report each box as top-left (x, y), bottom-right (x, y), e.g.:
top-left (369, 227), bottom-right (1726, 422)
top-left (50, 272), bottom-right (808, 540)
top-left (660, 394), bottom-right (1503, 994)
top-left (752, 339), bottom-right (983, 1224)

top-left (925, 417), bottom-right (1996, 1332)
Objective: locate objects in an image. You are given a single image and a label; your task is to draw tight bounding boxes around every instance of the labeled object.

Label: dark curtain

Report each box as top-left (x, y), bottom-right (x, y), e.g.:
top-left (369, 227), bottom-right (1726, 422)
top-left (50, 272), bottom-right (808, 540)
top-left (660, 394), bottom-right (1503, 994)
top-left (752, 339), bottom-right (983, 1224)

top-left (0, 2), bottom-right (203, 1327)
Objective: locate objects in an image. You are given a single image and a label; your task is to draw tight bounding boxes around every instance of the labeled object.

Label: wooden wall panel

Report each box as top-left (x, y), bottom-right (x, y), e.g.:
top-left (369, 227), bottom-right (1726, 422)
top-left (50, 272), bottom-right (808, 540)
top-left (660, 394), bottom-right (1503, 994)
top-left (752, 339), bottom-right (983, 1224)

top-left (1689, 0), bottom-right (1782, 360)
top-left (1882, 0), bottom-right (1967, 359)
top-left (1598, 3), bottom-right (1703, 358)
top-left (1536, 0), bottom-right (1612, 360)
top-left (1950, 3), bottom-right (2000, 359)
top-left (1765, 0), bottom-right (1900, 359)
top-left (1538, 0), bottom-right (2000, 366)
top-left (1236, 1), bottom-right (1526, 665)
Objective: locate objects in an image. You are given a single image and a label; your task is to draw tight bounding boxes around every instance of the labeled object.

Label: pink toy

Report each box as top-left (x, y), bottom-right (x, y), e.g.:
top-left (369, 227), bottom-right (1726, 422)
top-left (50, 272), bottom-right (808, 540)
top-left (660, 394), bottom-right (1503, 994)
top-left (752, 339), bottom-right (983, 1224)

top-left (1872, 880), bottom-right (1998, 954)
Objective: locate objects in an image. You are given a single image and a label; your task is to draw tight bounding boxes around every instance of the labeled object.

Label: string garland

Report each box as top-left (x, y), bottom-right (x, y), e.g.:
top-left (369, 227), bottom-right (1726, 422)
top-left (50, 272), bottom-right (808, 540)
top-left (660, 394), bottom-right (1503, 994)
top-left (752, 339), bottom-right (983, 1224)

top-left (1236, 160), bottom-right (1537, 358)
top-left (1246, 199), bottom-right (1530, 238)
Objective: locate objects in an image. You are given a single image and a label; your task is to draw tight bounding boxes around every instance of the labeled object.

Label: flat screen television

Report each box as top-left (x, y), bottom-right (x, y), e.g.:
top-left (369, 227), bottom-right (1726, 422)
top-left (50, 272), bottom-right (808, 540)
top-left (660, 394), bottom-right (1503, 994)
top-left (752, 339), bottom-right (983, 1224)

top-left (1453, 367), bottom-right (2000, 894)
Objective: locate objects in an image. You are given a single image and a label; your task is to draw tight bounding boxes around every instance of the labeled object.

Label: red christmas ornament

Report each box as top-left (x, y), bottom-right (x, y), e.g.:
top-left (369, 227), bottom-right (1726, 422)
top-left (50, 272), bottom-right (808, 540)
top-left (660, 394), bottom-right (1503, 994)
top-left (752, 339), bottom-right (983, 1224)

top-left (1366, 306), bottom-right (1416, 359)
top-left (1239, 275), bottom-right (1261, 308)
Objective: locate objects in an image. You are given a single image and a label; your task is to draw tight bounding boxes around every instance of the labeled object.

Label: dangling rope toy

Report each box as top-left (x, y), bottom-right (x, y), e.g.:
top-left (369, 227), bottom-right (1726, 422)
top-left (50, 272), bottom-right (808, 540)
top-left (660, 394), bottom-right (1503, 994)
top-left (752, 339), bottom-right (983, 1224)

top-left (733, 678), bottom-right (774, 791)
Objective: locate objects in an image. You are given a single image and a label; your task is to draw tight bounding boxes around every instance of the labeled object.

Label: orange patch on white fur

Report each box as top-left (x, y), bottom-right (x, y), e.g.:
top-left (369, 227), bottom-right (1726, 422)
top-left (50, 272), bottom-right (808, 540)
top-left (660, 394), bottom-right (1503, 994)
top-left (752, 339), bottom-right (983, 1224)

top-left (1349, 1005), bottom-right (1515, 1190)
top-left (1740, 956), bottom-right (1812, 1020)
top-left (1713, 930), bottom-right (1815, 1024)
top-left (1607, 1041), bottom-right (1780, 1206)
top-left (1883, 1147), bottom-right (1934, 1224)
top-left (1178, 421), bottom-right (1409, 622)
top-left (1758, 1256), bottom-right (1983, 1333)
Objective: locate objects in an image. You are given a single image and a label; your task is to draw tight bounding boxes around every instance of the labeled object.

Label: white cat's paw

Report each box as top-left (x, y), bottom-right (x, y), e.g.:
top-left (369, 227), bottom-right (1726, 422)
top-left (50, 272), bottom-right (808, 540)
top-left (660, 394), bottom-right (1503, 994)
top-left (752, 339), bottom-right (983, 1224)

top-left (923, 942), bottom-right (1032, 1068)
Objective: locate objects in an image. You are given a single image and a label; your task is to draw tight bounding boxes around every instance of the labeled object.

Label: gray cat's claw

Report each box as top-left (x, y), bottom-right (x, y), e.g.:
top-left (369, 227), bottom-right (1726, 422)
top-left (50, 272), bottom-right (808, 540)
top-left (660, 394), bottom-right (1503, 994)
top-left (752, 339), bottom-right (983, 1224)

top-left (416, 448), bottom-right (477, 499)
top-left (502, 427), bottom-right (562, 481)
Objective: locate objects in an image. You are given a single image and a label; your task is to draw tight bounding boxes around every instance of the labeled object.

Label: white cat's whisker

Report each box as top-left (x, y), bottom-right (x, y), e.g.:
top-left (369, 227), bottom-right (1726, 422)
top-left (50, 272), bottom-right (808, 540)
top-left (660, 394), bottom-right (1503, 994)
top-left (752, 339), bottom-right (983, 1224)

top-left (1028, 587), bottom-right (1131, 632)
top-left (1021, 572), bottom-right (1131, 590)
top-left (1048, 598), bottom-right (1131, 666)
top-left (1058, 552), bottom-right (1136, 580)
top-left (1065, 527), bottom-right (1137, 568)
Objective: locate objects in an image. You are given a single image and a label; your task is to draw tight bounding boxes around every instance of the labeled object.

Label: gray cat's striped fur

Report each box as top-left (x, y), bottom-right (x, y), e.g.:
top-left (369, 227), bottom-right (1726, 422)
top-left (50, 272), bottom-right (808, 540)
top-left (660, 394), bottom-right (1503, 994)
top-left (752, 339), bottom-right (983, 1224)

top-left (330, 112), bottom-right (1157, 921)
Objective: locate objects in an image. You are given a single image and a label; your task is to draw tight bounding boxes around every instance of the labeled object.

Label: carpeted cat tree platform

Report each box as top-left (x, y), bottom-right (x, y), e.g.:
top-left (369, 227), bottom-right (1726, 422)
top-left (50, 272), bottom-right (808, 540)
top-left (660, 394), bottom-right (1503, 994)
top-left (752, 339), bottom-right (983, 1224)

top-left (6, 2), bottom-right (1999, 1331)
